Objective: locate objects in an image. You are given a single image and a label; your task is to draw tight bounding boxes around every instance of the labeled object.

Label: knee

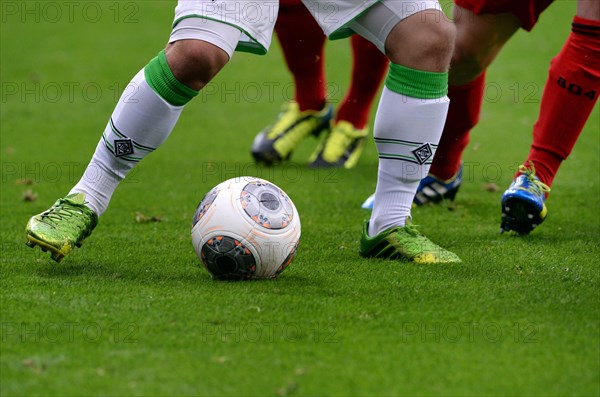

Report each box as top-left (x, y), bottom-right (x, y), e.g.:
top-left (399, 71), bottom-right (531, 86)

top-left (165, 40), bottom-right (230, 90)
top-left (421, 17), bottom-right (456, 69)
top-left (386, 11), bottom-right (456, 72)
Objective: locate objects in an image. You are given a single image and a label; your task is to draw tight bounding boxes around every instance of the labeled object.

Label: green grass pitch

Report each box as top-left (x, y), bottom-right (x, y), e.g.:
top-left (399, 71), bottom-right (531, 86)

top-left (1, 1), bottom-right (598, 396)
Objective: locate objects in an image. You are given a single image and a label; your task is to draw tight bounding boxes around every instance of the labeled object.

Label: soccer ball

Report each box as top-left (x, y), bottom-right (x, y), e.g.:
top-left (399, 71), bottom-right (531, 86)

top-left (191, 177), bottom-right (301, 280)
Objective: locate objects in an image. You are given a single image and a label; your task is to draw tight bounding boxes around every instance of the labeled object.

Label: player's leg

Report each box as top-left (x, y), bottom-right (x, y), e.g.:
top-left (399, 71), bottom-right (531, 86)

top-left (362, 3), bottom-right (521, 209)
top-left (25, 19), bottom-right (242, 261)
top-left (309, 35), bottom-right (389, 168)
top-left (415, 4), bottom-right (521, 205)
top-left (418, 0), bottom-right (555, 205)
top-left (501, 0), bottom-right (600, 234)
top-left (348, 1), bottom-right (460, 263)
top-left (251, 0), bottom-right (333, 165)
top-left (276, 0), bottom-right (327, 112)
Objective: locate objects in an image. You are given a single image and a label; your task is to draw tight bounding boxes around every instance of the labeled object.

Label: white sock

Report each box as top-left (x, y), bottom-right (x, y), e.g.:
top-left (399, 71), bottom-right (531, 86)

top-left (70, 69), bottom-right (185, 215)
top-left (368, 87), bottom-right (449, 236)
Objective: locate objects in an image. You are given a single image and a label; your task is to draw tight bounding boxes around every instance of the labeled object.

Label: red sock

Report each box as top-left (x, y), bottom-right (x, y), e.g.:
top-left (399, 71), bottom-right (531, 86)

top-left (524, 16), bottom-right (600, 186)
top-left (335, 35), bottom-right (389, 129)
top-left (275, 2), bottom-right (327, 111)
top-left (429, 72), bottom-right (486, 181)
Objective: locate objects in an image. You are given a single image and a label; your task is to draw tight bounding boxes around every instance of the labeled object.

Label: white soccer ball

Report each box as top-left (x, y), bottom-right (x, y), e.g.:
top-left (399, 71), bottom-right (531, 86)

top-left (191, 177), bottom-right (301, 280)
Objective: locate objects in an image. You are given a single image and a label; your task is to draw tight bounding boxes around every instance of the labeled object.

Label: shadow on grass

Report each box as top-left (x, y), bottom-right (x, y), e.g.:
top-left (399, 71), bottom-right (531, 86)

top-left (32, 257), bottom-right (313, 288)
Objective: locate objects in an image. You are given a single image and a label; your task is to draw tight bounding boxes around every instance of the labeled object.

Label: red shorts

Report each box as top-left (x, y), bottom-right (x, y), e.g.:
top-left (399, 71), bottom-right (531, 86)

top-left (455, 0), bottom-right (554, 31)
top-left (280, 0), bottom-right (303, 6)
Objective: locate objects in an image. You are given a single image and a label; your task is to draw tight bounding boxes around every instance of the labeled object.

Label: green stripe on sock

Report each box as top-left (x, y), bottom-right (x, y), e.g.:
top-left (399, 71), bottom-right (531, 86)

top-left (144, 50), bottom-right (198, 106)
top-left (385, 63), bottom-right (448, 99)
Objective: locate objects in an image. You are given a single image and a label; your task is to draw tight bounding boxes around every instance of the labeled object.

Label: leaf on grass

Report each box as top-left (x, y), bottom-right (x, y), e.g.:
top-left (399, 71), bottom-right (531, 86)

top-left (277, 381), bottom-right (299, 397)
top-left (23, 189), bottom-right (38, 202)
top-left (483, 182), bottom-right (499, 192)
top-left (22, 358), bottom-right (46, 374)
top-left (514, 265), bottom-right (523, 275)
top-left (16, 178), bottom-right (34, 185)
top-left (135, 212), bottom-right (163, 223)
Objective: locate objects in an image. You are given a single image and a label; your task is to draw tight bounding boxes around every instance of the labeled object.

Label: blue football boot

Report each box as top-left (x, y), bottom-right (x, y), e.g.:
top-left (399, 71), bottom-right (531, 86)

top-left (413, 163), bottom-right (463, 206)
top-left (501, 162), bottom-right (550, 235)
top-left (361, 164), bottom-right (463, 210)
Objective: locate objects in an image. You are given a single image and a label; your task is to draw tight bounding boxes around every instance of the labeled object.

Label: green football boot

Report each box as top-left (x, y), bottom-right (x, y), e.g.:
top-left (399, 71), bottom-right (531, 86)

top-left (308, 121), bottom-right (369, 169)
top-left (251, 101), bottom-right (333, 165)
top-left (359, 221), bottom-right (461, 264)
top-left (25, 193), bottom-right (98, 262)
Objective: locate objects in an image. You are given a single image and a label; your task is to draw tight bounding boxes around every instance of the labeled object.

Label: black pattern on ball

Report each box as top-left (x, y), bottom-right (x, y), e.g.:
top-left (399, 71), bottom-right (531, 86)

top-left (200, 236), bottom-right (256, 280)
top-left (272, 241), bottom-right (299, 278)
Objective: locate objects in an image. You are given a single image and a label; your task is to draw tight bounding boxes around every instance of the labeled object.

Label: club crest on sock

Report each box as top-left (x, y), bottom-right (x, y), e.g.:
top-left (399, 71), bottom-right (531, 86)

top-left (114, 139), bottom-right (134, 157)
top-left (412, 143), bottom-right (433, 165)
